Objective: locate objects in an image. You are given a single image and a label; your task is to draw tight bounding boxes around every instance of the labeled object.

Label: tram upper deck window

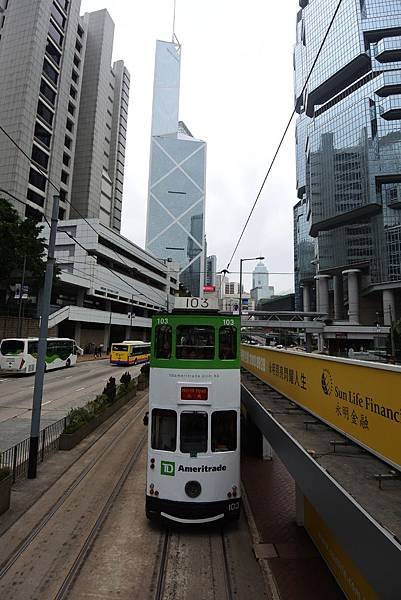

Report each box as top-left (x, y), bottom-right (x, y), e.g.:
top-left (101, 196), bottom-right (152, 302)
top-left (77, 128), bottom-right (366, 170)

top-left (155, 325), bottom-right (172, 359)
top-left (180, 412), bottom-right (208, 454)
top-left (151, 409), bottom-right (177, 451)
top-left (219, 326), bottom-right (237, 360)
top-left (212, 410), bottom-right (237, 452)
top-left (176, 326), bottom-right (215, 360)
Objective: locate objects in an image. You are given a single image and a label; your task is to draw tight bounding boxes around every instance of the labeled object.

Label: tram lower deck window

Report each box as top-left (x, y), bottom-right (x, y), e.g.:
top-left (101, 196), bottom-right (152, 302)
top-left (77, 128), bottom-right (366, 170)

top-left (151, 409), bottom-right (177, 451)
top-left (176, 326), bottom-right (215, 360)
top-left (212, 411), bottom-right (237, 452)
top-left (180, 412), bottom-right (208, 454)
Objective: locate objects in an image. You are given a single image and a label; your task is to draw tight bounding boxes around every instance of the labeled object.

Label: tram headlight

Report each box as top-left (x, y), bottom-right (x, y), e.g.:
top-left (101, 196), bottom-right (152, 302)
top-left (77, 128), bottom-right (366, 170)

top-left (185, 480), bottom-right (201, 498)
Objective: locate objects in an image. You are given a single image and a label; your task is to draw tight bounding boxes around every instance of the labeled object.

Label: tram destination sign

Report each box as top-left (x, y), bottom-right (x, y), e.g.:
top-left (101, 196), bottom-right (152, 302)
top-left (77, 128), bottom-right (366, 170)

top-left (174, 297), bottom-right (218, 311)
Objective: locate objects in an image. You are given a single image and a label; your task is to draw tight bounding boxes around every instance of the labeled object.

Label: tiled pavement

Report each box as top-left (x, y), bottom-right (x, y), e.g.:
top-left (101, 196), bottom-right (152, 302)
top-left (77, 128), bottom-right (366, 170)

top-left (242, 452), bottom-right (345, 600)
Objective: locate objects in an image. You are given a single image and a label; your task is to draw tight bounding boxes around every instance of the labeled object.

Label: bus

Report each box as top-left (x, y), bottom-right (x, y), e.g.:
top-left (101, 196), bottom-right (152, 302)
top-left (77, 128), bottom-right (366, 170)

top-left (110, 340), bottom-right (151, 366)
top-left (145, 297), bottom-right (241, 524)
top-left (0, 337), bottom-right (81, 374)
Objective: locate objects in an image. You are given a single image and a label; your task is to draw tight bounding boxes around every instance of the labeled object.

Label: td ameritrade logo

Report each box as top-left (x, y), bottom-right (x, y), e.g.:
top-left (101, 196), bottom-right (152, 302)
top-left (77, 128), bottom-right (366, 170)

top-left (160, 461), bottom-right (227, 476)
top-left (160, 461), bottom-right (175, 476)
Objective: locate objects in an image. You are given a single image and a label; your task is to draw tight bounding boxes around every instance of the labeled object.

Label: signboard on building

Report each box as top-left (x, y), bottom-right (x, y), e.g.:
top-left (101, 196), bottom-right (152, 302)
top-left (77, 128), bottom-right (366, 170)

top-left (241, 345), bottom-right (401, 471)
top-left (203, 285), bottom-right (216, 293)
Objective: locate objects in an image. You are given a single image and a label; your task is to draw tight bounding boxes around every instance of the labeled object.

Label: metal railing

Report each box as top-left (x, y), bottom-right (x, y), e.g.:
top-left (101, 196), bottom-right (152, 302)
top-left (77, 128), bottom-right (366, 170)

top-left (0, 418), bottom-right (66, 482)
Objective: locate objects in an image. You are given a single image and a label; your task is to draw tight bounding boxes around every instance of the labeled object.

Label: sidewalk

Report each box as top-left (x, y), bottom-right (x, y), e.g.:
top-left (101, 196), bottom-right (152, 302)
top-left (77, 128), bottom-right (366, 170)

top-left (242, 451), bottom-right (345, 600)
top-left (77, 353), bottom-right (109, 363)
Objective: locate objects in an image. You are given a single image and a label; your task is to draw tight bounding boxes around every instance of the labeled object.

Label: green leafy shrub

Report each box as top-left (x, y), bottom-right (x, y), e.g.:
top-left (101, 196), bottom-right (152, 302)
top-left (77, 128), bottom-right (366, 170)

top-left (64, 406), bottom-right (91, 433)
top-left (103, 376), bottom-right (116, 403)
top-left (120, 371), bottom-right (131, 386)
top-left (140, 363), bottom-right (150, 378)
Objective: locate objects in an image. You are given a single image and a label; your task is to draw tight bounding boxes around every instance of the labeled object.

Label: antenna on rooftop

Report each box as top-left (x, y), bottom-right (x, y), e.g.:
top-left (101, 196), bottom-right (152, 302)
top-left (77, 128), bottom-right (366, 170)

top-left (172, 0), bottom-right (181, 47)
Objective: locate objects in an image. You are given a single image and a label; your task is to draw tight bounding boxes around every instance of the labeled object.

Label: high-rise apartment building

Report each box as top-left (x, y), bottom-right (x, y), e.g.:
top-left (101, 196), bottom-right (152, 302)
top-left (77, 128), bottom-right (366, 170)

top-left (0, 1), bottom-right (129, 231)
top-left (294, 0), bottom-right (401, 326)
top-left (205, 255), bottom-right (217, 288)
top-left (145, 40), bottom-right (206, 297)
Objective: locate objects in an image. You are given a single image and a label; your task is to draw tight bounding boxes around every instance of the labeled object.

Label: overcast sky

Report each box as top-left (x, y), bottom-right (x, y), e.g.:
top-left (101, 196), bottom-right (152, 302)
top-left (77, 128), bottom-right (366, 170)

top-left (80, 0), bottom-right (297, 294)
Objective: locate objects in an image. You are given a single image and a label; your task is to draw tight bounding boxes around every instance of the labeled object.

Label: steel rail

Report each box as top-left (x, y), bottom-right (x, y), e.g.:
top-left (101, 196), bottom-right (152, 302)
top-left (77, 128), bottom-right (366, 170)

top-left (0, 394), bottom-right (148, 579)
top-left (55, 432), bottom-right (148, 599)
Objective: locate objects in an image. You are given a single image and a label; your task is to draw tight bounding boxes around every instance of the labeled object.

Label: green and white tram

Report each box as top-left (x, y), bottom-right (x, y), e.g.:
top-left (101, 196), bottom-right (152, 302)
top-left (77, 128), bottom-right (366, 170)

top-left (146, 297), bottom-right (241, 524)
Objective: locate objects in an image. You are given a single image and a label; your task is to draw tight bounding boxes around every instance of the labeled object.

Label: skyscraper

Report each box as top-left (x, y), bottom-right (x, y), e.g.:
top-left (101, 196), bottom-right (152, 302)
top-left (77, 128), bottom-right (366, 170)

top-left (0, 1), bottom-right (129, 230)
top-left (251, 261), bottom-right (274, 304)
top-left (294, 0), bottom-right (401, 326)
top-left (145, 40), bottom-right (206, 297)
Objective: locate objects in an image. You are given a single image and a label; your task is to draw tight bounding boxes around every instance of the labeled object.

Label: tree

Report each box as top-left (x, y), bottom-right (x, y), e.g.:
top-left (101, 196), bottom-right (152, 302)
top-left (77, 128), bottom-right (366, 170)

top-left (0, 198), bottom-right (54, 306)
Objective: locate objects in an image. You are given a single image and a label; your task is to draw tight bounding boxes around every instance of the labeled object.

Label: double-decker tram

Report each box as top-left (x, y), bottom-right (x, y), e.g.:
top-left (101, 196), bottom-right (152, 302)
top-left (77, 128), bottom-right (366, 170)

top-left (145, 297), bottom-right (241, 524)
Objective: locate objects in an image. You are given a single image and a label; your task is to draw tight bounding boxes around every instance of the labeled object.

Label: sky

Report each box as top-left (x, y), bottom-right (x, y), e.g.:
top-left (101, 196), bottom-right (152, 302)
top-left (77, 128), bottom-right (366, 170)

top-left (80, 0), bottom-right (297, 294)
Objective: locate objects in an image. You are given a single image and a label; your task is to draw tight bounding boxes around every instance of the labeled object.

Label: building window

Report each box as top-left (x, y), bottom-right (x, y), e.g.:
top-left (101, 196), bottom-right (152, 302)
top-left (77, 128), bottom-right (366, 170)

top-left (27, 188), bottom-right (45, 207)
top-left (46, 40), bottom-right (61, 66)
top-left (59, 188), bottom-right (67, 202)
top-left (37, 100), bottom-right (54, 127)
top-left (62, 152), bottom-right (70, 167)
top-left (42, 59), bottom-right (58, 85)
top-left (48, 21), bottom-right (63, 47)
top-left (73, 54), bottom-right (80, 68)
top-left (51, 3), bottom-right (66, 30)
top-left (31, 145), bottom-right (49, 170)
top-left (58, 206), bottom-right (66, 220)
top-left (71, 69), bottom-right (79, 84)
top-left (69, 85), bottom-right (77, 100)
top-left (64, 135), bottom-right (72, 149)
top-left (61, 170), bottom-right (69, 185)
top-left (29, 168), bottom-right (47, 192)
top-left (77, 24), bottom-right (84, 38)
top-left (40, 78), bottom-right (56, 106)
top-left (25, 204), bottom-right (43, 221)
top-left (67, 101), bottom-right (75, 116)
top-left (34, 122), bottom-right (51, 148)
top-left (66, 118), bottom-right (73, 133)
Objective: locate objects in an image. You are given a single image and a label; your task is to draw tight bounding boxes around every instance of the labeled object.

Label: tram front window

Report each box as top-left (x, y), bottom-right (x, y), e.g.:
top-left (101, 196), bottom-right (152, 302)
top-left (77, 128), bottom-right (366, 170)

top-left (219, 326), bottom-right (237, 360)
top-left (176, 326), bottom-right (215, 359)
top-left (155, 325), bottom-right (172, 359)
top-left (180, 412), bottom-right (208, 454)
top-left (212, 411), bottom-right (237, 452)
top-left (151, 409), bottom-right (177, 451)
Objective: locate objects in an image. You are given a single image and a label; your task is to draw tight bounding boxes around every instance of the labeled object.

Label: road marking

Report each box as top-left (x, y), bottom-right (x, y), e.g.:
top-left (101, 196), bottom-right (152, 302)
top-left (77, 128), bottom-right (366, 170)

top-left (75, 387), bottom-right (86, 391)
top-left (42, 400), bottom-right (52, 406)
top-left (64, 375), bottom-right (73, 379)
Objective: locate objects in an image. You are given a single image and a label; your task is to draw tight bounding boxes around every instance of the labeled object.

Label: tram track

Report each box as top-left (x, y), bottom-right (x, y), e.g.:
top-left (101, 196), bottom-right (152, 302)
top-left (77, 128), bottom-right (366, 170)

top-left (0, 393), bottom-right (148, 598)
top-left (154, 527), bottom-right (236, 600)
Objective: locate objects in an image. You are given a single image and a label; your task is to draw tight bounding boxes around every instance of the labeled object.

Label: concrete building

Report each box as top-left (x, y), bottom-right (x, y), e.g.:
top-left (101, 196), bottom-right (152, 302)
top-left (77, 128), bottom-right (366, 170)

top-left (71, 10), bottom-right (129, 232)
top-left (205, 255), bottom-right (217, 288)
top-left (42, 218), bottom-right (178, 348)
top-left (250, 261), bottom-right (274, 305)
top-left (0, 1), bottom-right (128, 230)
top-left (294, 0), bottom-right (401, 330)
top-left (145, 40), bottom-right (206, 297)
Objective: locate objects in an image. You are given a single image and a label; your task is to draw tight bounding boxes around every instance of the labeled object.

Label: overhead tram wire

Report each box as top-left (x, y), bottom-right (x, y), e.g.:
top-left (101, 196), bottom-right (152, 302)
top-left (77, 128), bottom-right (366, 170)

top-left (0, 184), bottom-right (168, 309)
top-left (0, 123), bottom-right (170, 306)
top-left (224, 0), bottom-right (345, 273)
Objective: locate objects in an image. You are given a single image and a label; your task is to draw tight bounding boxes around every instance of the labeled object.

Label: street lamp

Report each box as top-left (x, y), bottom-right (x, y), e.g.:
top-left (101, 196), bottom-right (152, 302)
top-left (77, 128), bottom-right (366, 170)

top-left (239, 256), bottom-right (264, 316)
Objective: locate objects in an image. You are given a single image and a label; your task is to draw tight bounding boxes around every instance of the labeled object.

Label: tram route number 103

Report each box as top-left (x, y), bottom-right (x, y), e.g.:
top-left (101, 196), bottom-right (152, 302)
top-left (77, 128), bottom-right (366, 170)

top-left (174, 297), bottom-right (218, 311)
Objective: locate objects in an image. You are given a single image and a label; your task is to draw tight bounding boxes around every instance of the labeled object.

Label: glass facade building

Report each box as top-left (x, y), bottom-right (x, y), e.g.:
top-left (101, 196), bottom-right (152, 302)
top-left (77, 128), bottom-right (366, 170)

top-left (294, 0), bottom-right (401, 325)
top-left (145, 41), bottom-right (206, 297)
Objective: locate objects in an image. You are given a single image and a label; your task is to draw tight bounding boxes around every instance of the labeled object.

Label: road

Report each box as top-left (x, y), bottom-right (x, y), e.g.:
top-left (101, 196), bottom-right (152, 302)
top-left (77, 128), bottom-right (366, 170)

top-left (0, 359), bottom-right (142, 450)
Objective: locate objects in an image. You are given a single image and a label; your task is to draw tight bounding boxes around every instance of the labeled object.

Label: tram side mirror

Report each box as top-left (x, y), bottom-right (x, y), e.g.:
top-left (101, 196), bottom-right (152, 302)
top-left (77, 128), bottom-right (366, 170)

top-left (143, 412), bottom-right (149, 426)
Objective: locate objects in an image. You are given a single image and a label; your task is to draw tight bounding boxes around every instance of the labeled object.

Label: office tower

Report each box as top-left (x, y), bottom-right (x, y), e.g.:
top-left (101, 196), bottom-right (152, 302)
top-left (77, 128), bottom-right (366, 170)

top-left (251, 261), bottom-right (274, 304)
top-left (145, 40), bottom-right (206, 297)
top-left (71, 10), bottom-right (130, 232)
top-left (294, 0), bottom-right (401, 325)
top-left (0, 1), bottom-right (129, 230)
top-left (205, 255), bottom-right (217, 288)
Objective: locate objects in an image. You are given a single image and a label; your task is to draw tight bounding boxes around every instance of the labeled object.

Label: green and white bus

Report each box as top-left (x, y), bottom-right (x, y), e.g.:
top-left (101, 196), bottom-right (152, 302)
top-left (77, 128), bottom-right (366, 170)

top-left (0, 337), bottom-right (81, 374)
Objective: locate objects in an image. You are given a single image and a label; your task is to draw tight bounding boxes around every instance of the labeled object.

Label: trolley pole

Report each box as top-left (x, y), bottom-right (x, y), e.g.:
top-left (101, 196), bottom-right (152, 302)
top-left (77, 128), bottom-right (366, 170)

top-left (27, 195), bottom-right (59, 479)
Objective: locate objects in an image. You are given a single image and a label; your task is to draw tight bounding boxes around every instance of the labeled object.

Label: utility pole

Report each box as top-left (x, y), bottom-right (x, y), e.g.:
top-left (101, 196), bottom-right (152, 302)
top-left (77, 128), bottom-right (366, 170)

top-left (17, 254), bottom-right (27, 337)
top-left (28, 195), bottom-right (59, 479)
